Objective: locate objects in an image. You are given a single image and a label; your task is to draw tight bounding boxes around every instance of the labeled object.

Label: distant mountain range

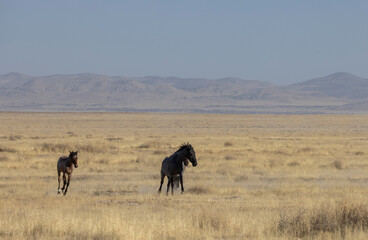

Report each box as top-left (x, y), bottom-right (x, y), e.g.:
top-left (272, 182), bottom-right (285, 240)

top-left (1, 72), bottom-right (368, 113)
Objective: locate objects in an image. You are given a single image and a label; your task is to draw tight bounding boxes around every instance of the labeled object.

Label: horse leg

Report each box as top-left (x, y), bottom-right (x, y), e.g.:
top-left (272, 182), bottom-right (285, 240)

top-left (64, 174), bottom-right (71, 196)
top-left (158, 171), bottom-right (165, 193)
top-left (166, 176), bottom-right (172, 195)
top-left (61, 173), bottom-right (66, 192)
top-left (179, 173), bottom-right (184, 194)
top-left (57, 171), bottom-right (61, 194)
top-left (170, 177), bottom-right (174, 195)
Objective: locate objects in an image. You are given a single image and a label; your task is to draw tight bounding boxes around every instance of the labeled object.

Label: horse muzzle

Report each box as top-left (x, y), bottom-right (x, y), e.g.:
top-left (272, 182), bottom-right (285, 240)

top-left (192, 162), bottom-right (197, 167)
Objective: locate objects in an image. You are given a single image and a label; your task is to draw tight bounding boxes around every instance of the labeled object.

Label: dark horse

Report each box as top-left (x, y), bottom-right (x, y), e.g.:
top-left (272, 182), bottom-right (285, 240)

top-left (57, 151), bottom-right (78, 195)
top-left (158, 143), bottom-right (197, 195)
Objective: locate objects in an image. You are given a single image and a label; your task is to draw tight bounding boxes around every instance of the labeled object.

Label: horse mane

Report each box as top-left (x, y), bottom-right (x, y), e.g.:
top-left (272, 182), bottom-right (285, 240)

top-left (175, 143), bottom-right (192, 153)
top-left (69, 151), bottom-right (78, 156)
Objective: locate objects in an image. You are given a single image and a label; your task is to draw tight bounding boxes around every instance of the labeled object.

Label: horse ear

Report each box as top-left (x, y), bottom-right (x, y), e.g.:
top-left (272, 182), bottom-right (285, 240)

top-left (76, 151), bottom-right (78, 154)
top-left (69, 151), bottom-right (71, 154)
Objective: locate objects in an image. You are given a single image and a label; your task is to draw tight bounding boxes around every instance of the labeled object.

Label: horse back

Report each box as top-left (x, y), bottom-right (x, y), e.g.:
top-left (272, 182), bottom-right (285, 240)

top-left (57, 156), bottom-right (68, 172)
top-left (161, 154), bottom-right (183, 176)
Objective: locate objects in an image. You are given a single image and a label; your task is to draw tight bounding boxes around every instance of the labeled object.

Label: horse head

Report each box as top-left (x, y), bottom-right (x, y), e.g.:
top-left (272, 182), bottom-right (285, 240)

top-left (185, 144), bottom-right (197, 167)
top-left (69, 151), bottom-right (78, 168)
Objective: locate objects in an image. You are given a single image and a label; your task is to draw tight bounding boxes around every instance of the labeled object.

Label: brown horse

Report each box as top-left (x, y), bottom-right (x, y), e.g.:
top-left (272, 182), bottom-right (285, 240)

top-left (57, 151), bottom-right (78, 195)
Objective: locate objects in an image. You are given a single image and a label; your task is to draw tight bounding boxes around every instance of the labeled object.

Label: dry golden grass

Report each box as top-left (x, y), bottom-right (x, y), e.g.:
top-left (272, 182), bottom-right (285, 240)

top-left (1, 112), bottom-right (368, 239)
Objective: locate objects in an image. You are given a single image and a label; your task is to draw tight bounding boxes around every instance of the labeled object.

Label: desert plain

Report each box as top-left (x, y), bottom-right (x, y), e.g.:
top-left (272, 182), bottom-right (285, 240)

top-left (0, 112), bottom-right (368, 239)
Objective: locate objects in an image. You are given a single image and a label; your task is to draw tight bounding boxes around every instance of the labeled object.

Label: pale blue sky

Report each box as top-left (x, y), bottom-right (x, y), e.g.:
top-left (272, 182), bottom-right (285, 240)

top-left (1, 1), bottom-right (368, 84)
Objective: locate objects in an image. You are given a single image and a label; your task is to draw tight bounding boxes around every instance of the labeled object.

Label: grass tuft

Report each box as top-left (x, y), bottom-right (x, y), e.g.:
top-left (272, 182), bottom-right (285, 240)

top-left (9, 135), bottom-right (22, 141)
top-left (0, 154), bottom-right (9, 162)
top-left (333, 160), bottom-right (343, 170)
top-left (277, 201), bottom-right (368, 238)
top-left (234, 175), bottom-right (249, 182)
top-left (224, 141), bottom-right (233, 147)
top-left (288, 161), bottom-right (300, 167)
top-left (137, 141), bottom-right (162, 149)
top-left (187, 186), bottom-right (211, 194)
top-left (40, 143), bottom-right (107, 153)
top-left (0, 146), bottom-right (17, 153)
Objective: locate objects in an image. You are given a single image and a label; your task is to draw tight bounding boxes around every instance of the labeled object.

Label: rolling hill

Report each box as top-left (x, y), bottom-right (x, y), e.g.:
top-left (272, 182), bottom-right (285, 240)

top-left (1, 72), bottom-right (368, 113)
